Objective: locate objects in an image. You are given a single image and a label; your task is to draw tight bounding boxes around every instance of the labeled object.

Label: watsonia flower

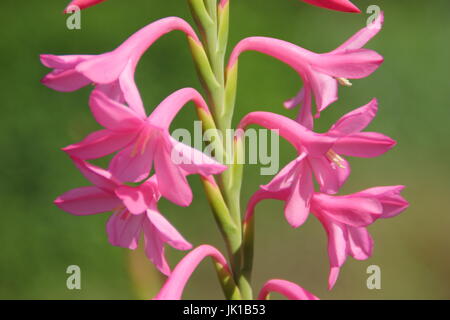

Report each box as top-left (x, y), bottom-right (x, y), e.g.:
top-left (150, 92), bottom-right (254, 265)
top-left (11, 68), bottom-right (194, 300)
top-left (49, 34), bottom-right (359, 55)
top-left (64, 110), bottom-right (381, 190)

top-left (54, 157), bottom-right (192, 275)
top-left (63, 88), bottom-right (227, 207)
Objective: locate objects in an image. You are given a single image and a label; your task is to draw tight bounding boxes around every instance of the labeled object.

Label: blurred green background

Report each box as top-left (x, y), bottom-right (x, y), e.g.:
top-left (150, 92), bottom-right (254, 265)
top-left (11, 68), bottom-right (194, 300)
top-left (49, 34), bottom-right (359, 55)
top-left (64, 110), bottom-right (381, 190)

top-left (1, 0), bottom-right (449, 299)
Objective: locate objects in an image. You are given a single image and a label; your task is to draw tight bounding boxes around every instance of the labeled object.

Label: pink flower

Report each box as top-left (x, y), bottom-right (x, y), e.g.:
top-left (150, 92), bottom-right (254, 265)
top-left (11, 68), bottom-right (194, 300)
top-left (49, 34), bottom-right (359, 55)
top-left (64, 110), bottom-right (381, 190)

top-left (258, 279), bottom-right (319, 300)
top-left (228, 13), bottom-right (384, 129)
top-left (154, 245), bottom-right (230, 300)
top-left (40, 17), bottom-right (200, 117)
top-left (54, 157), bottom-right (192, 275)
top-left (246, 185), bottom-right (409, 289)
top-left (300, 0), bottom-right (360, 13)
top-left (65, 0), bottom-right (108, 12)
top-left (63, 88), bottom-right (227, 207)
top-left (238, 98), bottom-right (395, 227)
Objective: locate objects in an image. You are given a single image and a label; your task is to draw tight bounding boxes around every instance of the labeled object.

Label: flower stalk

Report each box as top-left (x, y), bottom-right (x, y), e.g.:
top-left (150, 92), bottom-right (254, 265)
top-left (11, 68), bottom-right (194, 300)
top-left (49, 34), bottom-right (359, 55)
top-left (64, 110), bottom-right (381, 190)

top-left (188, 0), bottom-right (252, 299)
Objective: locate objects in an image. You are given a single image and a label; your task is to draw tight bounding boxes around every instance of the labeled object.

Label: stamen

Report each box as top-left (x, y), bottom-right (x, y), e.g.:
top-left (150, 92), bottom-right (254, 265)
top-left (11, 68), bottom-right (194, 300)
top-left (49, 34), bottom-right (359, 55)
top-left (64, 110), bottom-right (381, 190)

top-left (337, 77), bottom-right (353, 87)
top-left (326, 150), bottom-right (346, 169)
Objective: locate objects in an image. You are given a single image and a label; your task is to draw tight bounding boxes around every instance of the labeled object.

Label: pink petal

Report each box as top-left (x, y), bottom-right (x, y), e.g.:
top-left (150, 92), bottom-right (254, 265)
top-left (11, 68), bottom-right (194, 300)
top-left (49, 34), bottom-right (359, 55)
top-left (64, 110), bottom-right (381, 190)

top-left (316, 217), bottom-right (348, 289)
top-left (347, 227), bottom-right (374, 260)
top-left (153, 139), bottom-right (193, 207)
top-left (70, 157), bottom-right (118, 191)
top-left (142, 218), bottom-right (171, 275)
top-left (238, 112), bottom-right (336, 156)
top-left (170, 138), bottom-right (227, 177)
top-left (41, 68), bottom-right (91, 92)
top-left (55, 186), bottom-right (120, 215)
top-left (154, 245), bottom-right (229, 300)
top-left (106, 210), bottom-right (144, 250)
top-left (307, 67), bottom-right (338, 113)
top-left (148, 88), bottom-right (211, 130)
top-left (115, 185), bottom-right (152, 215)
top-left (258, 279), bottom-right (319, 300)
top-left (329, 99), bottom-right (378, 136)
top-left (355, 185), bottom-right (409, 218)
top-left (118, 59), bottom-right (147, 118)
top-left (244, 188), bottom-right (289, 223)
top-left (284, 162), bottom-right (314, 228)
top-left (146, 209), bottom-right (192, 251)
top-left (65, 0), bottom-right (108, 12)
top-left (40, 54), bottom-right (93, 69)
top-left (89, 90), bottom-right (144, 131)
top-left (312, 193), bottom-right (382, 227)
top-left (262, 155), bottom-right (306, 192)
top-left (315, 49), bottom-right (384, 79)
top-left (108, 138), bottom-right (154, 183)
top-left (309, 156), bottom-right (350, 194)
top-left (63, 129), bottom-right (137, 160)
top-left (332, 12), bottom-right (384, 53)
top-left (333, 132), bottom-right (396, 158)
top-left (301, 0), bottom-right (360, 13)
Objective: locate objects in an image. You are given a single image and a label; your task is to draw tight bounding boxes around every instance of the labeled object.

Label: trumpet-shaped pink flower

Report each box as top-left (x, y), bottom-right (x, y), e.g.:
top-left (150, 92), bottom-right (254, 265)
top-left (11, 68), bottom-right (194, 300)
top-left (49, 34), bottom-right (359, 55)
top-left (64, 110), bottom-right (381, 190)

top-left (40, 17), bottom-right (200, 117)
top-left (54, 157), bottom-right (192, 275)
top-left (238, 98), bottom-right (395, 227)
top-left (229, 13), bottom-right (384, 129)
top-left (258, 279), bottom-right (319, 300)
top-left (63, 88), bottom-right (227, 207)
top-left (65, 0), bottom-right (108, 12)
top-left (300, 0), bottom-right (360, 13)
top-left (154, 245), bottom-right (230, 300)
top-left (246, 185), bottom-right (409, 289)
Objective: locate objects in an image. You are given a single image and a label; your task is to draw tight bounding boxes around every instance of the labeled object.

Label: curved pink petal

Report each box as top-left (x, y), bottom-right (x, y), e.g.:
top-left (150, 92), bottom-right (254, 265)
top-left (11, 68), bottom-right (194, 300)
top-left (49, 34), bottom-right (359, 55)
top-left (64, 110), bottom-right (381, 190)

top-left (70, 157), bottom-right (118, 191)
top-left (153, 139), bottom-right (193, 207)
top-left (329, 99), bottom-right (378, 136)
top-left (261, 154), bottom-right (306, 192)
top-left (55, 186), bottom-right (120, 215)
top-left (63, 129), bottom-right (137, 160)
top-left (354, 185), bottom-right (409, 218)
top-left (41, 68), bottom-right (91, 92)
top-left (284, 162), bottom-right (314, 228)
top-left (238, 112), bottom-right (336, 156)
top-left (316, 217), bottom-right (348, 290)
top-left (146, 209), bottom-right (192, 251)
top-left (244, 188), bottom-right (289, 223)
top-left (315, 49), bottom-right (384, 79)
top-left (148, 88), bottom-right (211, 129)
top-left (347, 227), bottom-right (374, 260)
top-left (89, 90), bottom-right (145, 131)
top-left (142, 217), bottom-right (171, 276)
top-left (40, 54), bottom-right (93, 69)
top-left (332, 12), bottom-right (384, 53)
top-left (108, 139), bottom-right (155, 183)
top-left (258, 279), bottom-right (319, 300)
top-left (312, 193), bottom-right (382, 227)
top-left (115, 185), bottom-right (151, 215)
top-left (170, 138), bottom-right (227, 177)
top-left (154, 245), bottom-right (229, 300)
top-left (309, 156), bottom-right (350, 194)
top-left (301, 0), bottom-right (360, 13)
top-left (333, 132), bottom-right (396, 158)
top-left (118, 59), bottom-right (146, 118)
top-left (65, 0), bottom-right (107, 12)
top-left (307, 67), bottom-right (338, 113)
top-left (76, 18), bottom-right (200, 85)
top-left (106, 210), bottom-right (144, 250)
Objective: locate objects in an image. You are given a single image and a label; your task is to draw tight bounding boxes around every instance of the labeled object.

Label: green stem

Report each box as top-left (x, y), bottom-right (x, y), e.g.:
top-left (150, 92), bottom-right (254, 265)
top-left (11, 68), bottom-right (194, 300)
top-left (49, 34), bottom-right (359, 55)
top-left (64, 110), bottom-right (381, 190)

top-left (187, 0), bottom-right (253, 300)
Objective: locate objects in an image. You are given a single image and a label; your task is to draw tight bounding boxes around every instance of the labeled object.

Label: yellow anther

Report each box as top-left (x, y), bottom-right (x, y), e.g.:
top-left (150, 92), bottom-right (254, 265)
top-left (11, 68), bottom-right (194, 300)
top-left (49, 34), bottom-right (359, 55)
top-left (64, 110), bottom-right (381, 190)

top-left (337, 77), bottom-right (353, 87)
top-left (326, 150), bottom-right (346, 169)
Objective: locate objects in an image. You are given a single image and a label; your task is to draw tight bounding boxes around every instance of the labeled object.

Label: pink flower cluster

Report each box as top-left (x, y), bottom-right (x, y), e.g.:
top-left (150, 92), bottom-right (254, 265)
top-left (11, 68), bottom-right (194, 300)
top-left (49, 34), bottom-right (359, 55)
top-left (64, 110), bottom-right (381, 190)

top-left (41, 1), bottom-right (408, 300)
